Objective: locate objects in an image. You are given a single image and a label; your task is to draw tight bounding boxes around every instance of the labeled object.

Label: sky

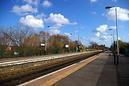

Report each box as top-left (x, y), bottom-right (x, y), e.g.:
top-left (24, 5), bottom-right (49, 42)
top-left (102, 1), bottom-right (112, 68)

top-left (0, 0), bottom-right (129, 47)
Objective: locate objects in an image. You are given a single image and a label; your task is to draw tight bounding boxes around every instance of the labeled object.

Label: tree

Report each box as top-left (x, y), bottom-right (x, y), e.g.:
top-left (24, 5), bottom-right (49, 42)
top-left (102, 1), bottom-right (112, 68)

top-left (39, 31), bottom-right (50, 43)
top-left (89, 42), bottom-right (106, 50)
top-left (47, 34), bottom-right (69, 53)
top-left (110, 40), bottom-right (129, 56)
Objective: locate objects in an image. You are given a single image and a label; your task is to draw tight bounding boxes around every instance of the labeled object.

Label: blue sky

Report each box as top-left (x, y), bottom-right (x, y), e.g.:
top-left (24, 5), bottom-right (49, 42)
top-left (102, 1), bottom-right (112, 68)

top-left (0, 0), bottom-right (129, 47)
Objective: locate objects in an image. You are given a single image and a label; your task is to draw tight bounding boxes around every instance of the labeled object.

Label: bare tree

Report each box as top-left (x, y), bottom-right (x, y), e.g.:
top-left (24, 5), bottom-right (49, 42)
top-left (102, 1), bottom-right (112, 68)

top-left (0, 27), bottom-right (32, 47)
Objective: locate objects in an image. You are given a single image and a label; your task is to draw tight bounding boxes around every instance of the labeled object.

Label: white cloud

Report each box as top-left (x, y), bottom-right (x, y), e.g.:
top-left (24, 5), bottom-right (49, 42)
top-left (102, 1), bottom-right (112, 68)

top-left (64, 32), bottom-right (72, 37)
top-left (19, 15), bottom-right (44, 28)
top-left (24, 0), bottom-right (39, 5)
top-left (43, 0), bottom-right (52, 8)
top-left (12, 4), bottom-right (37, 15)
top-left (118, 37), bottom-right (121, 40)
top-left (92, 24), bottom-right (116, 47)
top-left (106, 7), bottom-right (129, 21)
top-left (36, 13), bottom-right (46, 18)
top-left (49, 28), bottom-right (60, 35)
top-left (95, 24), bottom-right (112, 41)
top-left (90, 0), bottom-right (97, 3)
top-left (100, 35), bottom-right (111, 40)
top-left (47, 13), bottom-right (70, 26)
top-left (46, 13), bottom-right (76, 34)
top-left (95, 32), bottom-right (100, 37)
top-left (47, 24), bottom-right (61, 35)
top-left (96, 24), bottom-right (108, 33)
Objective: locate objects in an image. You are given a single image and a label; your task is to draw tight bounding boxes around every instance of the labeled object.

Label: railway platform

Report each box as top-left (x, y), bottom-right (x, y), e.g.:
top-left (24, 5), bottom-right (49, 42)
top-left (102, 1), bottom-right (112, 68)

top-left (20, 51), bottom-right (129, 86)
top-left (54, 52), bottom-right (129, 86)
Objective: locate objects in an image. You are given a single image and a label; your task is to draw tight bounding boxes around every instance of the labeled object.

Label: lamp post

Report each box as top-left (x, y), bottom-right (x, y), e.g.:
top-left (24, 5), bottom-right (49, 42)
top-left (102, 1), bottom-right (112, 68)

top-left (105, 6), bottom-right (119, 65)
top-left (108, 29), bottom-right (115, 44)
top-left (64, 33), bottom-right (72, 53)
top-left (65, 44), bottom-right (69, 53)
top-left (109, 31), bottom-right (116, 64)
top-left (45, 26), bottom-right (50, 54)
top-left (108, 28), bottom-right (115, 55)
top-left (41, 43), bottom-right (46, 55)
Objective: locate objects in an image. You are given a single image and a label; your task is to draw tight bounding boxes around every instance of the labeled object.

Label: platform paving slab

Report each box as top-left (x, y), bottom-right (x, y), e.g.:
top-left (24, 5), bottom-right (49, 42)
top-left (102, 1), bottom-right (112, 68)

top-left (54, 52), bottom-right (118, 86)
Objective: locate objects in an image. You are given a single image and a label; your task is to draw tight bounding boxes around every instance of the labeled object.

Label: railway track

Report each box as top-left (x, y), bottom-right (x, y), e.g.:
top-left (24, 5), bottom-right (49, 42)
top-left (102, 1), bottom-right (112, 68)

top-left (0, 51), bottom-right (102, 86)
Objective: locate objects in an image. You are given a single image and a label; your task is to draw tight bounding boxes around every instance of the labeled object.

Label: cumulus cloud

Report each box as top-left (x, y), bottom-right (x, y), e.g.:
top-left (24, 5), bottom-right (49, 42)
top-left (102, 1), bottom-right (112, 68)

top-left (95, 24), bottom-right (112, 41)
top-left (47, 13), bottom-right (70, 26)
top-left (19, 15), bottom-right (44, 28)
top-left (100, 35), bottom-right (111, 40)
top-left (95, 32), bottom-right (100, 37)
top-left (106, 7), bottom-right (129, 21)
top-left (118, 37), bottom-right (121, 40)
top-left (96, 24), bottom-right (108, 33)
top-left (24, 0), bottom-right (39, 5)
top-left (43, 0), bottom-right (52, 8)
top-left (36, 13), bottom-right (46, 19)
top-left (46, 13), bottom-right (76, 34)
top-left (12, 4), bottom-right (37, 15)
top-left (93, 25), bottom-right (118, 47)
top-left (64, 32), bottom-right (72, 37)
top-left (49, 27), bottom-right (60, 35)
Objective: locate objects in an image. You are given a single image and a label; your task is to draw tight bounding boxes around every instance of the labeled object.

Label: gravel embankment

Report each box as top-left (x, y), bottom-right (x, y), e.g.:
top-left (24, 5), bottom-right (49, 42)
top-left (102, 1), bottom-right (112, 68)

top-left (0, 50), bottom-right (102, 82)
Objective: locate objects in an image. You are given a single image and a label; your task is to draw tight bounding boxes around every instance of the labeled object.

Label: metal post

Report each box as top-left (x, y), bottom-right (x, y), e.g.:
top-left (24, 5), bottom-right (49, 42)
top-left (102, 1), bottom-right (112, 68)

top-left (105, 6), bottom-right (119, 65)
top-left (68, 38), bottom-right (70, 52)
top-left (77, 35), bottom-right (80, 52)
top-left (112, 30), bottom-right (116, 64)
top-left (115, 8), bottom-right (119, 65)
top-left (109, 28), bottom-right (116, 64)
